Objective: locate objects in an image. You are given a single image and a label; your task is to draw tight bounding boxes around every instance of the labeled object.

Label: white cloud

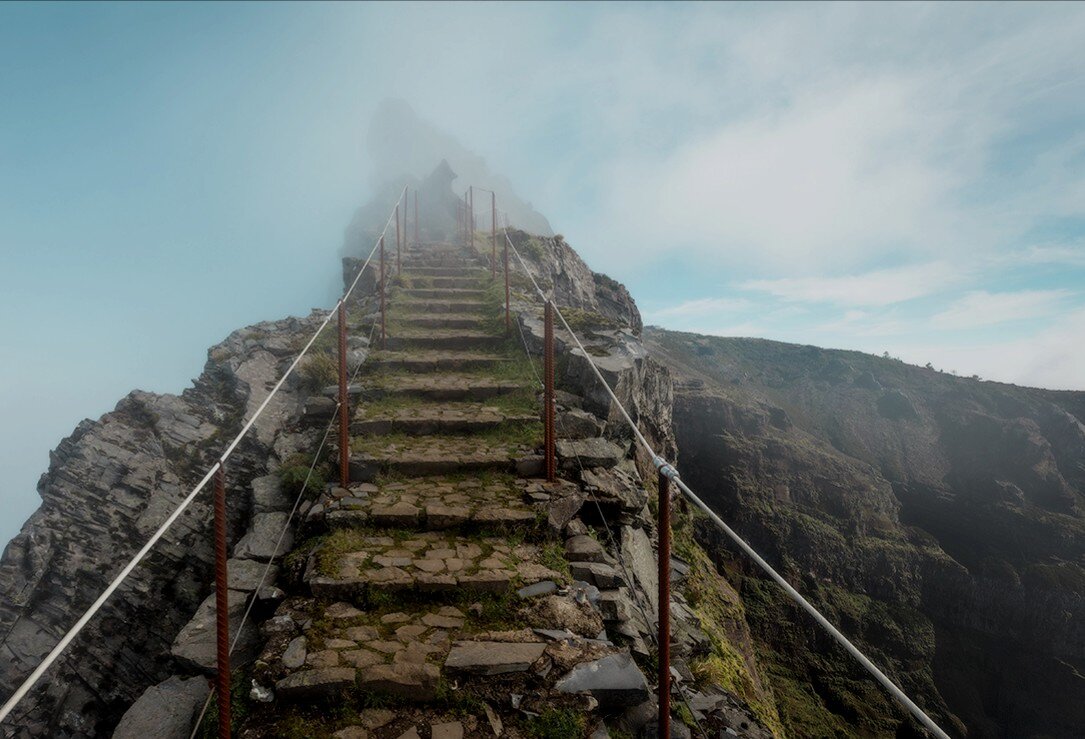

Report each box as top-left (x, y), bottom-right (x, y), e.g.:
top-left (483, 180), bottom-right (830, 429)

top-left (891, 307), bottom-right (1085, 389)
top-left (649, 297), bottom-right (752, 320)
top-left (929, 289), bottom-right (1076, 330)
top-left (739, 262), bottom-right (965, 307)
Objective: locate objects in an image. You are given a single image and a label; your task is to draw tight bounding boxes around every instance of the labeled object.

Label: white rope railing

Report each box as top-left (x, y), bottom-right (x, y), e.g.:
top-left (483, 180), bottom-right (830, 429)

top-left (0, 188), bottom-right (407, 726)
top-left (502, 227), bottom-right (951, 739)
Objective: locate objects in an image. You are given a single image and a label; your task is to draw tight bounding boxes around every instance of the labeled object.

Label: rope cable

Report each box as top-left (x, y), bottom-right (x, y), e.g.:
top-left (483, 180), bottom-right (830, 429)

top-left (0, 189), bottom-right (406, 727)
top-left (502, 228), bottom-right (950, 739)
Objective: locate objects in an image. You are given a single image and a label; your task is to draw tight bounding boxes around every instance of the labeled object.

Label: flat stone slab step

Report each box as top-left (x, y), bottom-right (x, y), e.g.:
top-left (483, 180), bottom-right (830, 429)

top-left (406, 266), bottom-right (489, 277)
top-left (396, 314), bottom-right (487, 330)
top-left (385, 330), bottom-right (506, 351)
top-left (401, 287), bottom-right (487, 299)
top-left (402, 276), bottom-right (490, 290)
top-left (349, 434), bottom-right (539, 478)
top-left (362, 373), bottom-right (531, 401)
top-left (308, 532), bottom-right (562, 599)
top-left (323, 475), bottom-right (538, 531)
top-left (394, 299), bottom-right (487, 314)
top-left (365, 351), bottom-right (512, 373)
top-left (351, 401), bottom-right (536, 435)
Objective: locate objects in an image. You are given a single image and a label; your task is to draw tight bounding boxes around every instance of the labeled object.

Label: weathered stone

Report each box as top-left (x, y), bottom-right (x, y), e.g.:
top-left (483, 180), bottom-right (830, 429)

top-left (555, 652), bottom-right (649, 707)
top-left (233, 512), bottom-right (293, 561)
top-left (332, 727), bottom-right (369, 739)
top-left (556, 408), bottom-right (604, 439)
top-left (565, 534), bottom-right (606, 563)
top-left (341, 648), bottom-right (383, 669)
top-left (621, 526), bottom-right (658, 613)
top-left (570, 561), bottom-right (626, 589)
top-left (556, 438), bottom-right (624, 469)
top-left (431, 721), bottom-right (465, 739)
top-left (444, 641), bottom-right (547, 675)
top-left (282, 636), bottom-right (307, 669)
top-left (112, 675), bottom-right (209, 739)
top-left (170, 590), bottom-right (259, 673)
top-left (251, 474), bottom-right (289, 513)
top-left (359, 662), bottom-right (439, 701)
top-left (517, 580), bottom-right (559, 599)
top-left (275, 667), bottom-right (356, 701)
top-left (226, 557), bottom-right (277, 592)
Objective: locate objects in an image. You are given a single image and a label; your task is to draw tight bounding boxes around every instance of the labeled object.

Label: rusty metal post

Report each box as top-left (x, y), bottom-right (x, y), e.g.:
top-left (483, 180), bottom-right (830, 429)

top-left (379, 235), bottom-right (386, 349)
top-left (414, 190), bottom-right (418, 244)
top-left (491, 192), bottom-right (497, 279)
top-left (337, 302), bottom-right (349, 488)
top-left (213, 465), bottom-right (231, 739)
top-left (504, 236), bottom-right (510, 337)
top-left (658, 469), bottom-right (672, 739)
top-left (468, 186), bottom-right (474, 251)
top-left (544, 300), bottom-right (556, 483)
top-left (395, 202), bottom-right (401, 276)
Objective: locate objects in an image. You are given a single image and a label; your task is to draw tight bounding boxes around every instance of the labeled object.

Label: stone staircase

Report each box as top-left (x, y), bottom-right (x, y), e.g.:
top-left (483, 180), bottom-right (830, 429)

top-left (239, 241), bottom-right (656, 738)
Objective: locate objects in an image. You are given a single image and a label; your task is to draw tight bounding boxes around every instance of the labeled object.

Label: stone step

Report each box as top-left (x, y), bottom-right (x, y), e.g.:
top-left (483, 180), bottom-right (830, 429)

top-left (402, 276), bottom-right (490, 290)
top-left (349, 434), bottom-right (540, 478)
top-left (400, 287), bottom-right (487, 299)
top-left (351, 400), bottom-right (537, 436)
top-left (406, 266), bottom-right (488, 277)
top-left (395, 299), bottom-right (487, 314)
top-left (362, 373), bottom-right (531, 402)
top-left (396, 313), bottom-right (486, 330)
top-left (308, 532), bottom-right (560, 600)
top-left (385, 330), bottom-right (506, 352)
top-left (322, 475), bottom-right (538, 532)
top-left (365, 350), bottom-right (512, 373)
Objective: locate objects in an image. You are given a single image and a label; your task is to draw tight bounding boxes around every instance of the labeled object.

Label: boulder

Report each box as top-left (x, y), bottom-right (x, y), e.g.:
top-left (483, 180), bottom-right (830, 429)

top-left (233, 512), bottom-right (293, 561)
top-left (556, 438), bottom-right (625, 469)
top-left (620, 526), bottom-right (658, 613)
top-left (226, 558), bottom-right (277, 592)
top-left (555, 652), bottom-right (649, 707)
top-left (170, 590), bottom-right (259, 673)
top-left (565, 534), bottom-right (606, 563)
top-left (112, 675), bottom-right (209, 739)
top-left (251, 474), bottom-right (289, 513)
top-left (556, 408), bottom-right (604, 440)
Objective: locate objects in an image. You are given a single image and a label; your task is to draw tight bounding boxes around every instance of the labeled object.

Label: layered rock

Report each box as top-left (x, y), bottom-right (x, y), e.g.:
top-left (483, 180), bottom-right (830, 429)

top-left (646, 329), bottom-right (1085, 738)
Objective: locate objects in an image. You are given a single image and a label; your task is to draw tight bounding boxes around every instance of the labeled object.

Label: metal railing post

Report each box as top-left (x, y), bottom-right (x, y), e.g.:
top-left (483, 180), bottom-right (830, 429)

top-left (414, 190), bottom-right (419, 244)
top-left (379, 235), bottom-right (386, 349)
top-left (504, 235), bottom-right (510, 337)
top-left (337, 302), bottom-right (349, 487)
top-left (544, 300), bottom-right (556, 483)
top-left (658, 468), bottom-right (671, 739)
top-left (395, 202), bottom-right (401, 276)
top-left (491, 192), bottom-right (497, 279)
top-left (213, 465), bottom-right (231, 739)
top-left (468, 186), bottom-right (474, 251)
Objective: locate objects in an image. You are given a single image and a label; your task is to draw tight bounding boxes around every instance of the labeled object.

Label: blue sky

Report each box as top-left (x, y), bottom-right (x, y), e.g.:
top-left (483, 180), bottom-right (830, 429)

top-left (2, 2), bottom-right (1085, 542)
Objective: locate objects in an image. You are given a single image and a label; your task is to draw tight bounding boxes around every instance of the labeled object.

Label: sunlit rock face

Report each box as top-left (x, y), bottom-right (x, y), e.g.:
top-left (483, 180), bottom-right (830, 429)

top-left (647, 328), bottom-right (1085, 738)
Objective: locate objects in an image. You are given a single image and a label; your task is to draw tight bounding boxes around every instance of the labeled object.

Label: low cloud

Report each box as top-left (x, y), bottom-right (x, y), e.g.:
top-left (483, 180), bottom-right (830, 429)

top-left (930, 289), bottom-right (1076, 330)
top-left (739, 262), bottom-right (965, 307)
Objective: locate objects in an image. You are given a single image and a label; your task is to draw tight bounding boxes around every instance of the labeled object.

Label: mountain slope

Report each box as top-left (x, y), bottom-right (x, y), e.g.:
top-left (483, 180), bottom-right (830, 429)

top-left (645, 327), bottom-right (1085, 737)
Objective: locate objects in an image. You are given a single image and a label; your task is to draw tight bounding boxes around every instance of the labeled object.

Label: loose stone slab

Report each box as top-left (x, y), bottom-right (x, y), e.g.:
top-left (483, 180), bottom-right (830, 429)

top-left (555, 438), bottom-right (625, 469)
top-left (444, 641), bottom-right (547, 675)
top-left (275, 667), bottom-right (357, 701)
top-left (555, 652), bottom-right (649, 707)
top-left (113, 675), bottom-right (209, 739)
top-left (233, 512), bottom-right (293, 561)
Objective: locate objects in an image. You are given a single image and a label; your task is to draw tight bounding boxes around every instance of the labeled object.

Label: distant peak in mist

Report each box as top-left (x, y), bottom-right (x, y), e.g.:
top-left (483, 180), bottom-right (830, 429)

top-left (360, 99), bottom-right (553, 237)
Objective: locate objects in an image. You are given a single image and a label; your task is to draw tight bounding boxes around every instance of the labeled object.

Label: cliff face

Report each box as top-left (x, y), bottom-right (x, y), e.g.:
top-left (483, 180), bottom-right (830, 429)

top-left (645, 329), bottom-right (1085, 738)
top-left (0, 315), bottom-right (331, 737)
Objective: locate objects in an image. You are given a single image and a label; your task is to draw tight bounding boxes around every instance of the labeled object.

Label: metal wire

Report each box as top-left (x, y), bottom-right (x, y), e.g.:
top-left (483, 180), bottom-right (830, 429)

top-left (0, 190), bottom-right (407, 727)
top-left (501, 229), bottom-right (950, 739)
top-left (188, 311), bottom-right (380, 737)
